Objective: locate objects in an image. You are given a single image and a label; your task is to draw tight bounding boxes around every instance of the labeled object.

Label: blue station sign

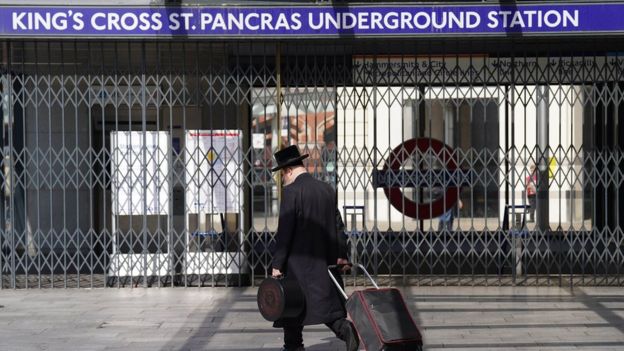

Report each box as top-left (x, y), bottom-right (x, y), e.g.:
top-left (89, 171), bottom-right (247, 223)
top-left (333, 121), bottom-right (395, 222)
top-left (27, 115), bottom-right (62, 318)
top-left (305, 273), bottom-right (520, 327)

top-left (1, 3), bottom-right (624, 38)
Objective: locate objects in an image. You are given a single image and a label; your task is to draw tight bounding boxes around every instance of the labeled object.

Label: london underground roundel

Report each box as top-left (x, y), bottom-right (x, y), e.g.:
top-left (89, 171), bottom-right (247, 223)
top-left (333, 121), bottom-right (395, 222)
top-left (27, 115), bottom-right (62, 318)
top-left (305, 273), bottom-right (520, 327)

top-left (382, 138), bottom-right (458, 219)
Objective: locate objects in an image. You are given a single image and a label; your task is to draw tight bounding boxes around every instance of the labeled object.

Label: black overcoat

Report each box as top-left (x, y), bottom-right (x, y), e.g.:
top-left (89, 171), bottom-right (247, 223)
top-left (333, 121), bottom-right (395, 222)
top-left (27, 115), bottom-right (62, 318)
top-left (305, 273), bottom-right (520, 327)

top-left (272, 173), bottom-right (347, 327)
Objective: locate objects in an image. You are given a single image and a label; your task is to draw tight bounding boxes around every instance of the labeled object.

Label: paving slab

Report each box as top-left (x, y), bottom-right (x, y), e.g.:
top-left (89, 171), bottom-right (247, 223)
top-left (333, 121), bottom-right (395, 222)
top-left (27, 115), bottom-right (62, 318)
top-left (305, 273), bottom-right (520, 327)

top-left (0, 286), bottom-right (623, 350)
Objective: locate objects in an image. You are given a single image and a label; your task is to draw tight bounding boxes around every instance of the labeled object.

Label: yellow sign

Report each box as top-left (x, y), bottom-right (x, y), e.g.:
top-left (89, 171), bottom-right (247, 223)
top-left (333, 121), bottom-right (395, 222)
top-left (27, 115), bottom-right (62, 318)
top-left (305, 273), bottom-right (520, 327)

top-left (549, 157), bottom-right (557, 179)
top-left (206, 149), bottom-right (218, 163)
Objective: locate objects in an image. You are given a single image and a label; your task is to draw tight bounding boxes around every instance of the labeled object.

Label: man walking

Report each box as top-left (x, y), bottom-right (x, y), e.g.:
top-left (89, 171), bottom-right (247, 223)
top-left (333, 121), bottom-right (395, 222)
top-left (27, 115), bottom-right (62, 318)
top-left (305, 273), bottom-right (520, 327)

top-left (270, 145), bottom-right (359, 351)
top-left (526, 164), bottom-right (537, 222)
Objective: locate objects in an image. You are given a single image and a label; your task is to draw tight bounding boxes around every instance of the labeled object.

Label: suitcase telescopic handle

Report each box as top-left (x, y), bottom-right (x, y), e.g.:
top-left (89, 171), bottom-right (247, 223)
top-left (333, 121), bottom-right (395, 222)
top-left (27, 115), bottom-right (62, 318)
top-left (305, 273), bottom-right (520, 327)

top-left (328, 263), bottom-right (379, 299)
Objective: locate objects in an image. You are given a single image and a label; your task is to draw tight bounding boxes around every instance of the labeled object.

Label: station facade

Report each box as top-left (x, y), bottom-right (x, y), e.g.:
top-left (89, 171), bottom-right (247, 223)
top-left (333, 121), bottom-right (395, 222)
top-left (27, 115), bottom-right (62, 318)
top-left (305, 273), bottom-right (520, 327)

top-left (1, 1), bottom-right (623, 288)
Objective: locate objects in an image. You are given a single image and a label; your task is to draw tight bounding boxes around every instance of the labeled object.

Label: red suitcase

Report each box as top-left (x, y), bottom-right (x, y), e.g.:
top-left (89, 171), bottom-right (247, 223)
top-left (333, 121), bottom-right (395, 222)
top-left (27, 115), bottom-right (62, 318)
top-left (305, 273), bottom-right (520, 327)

top-left (329, 264), bottom-right (423, 351)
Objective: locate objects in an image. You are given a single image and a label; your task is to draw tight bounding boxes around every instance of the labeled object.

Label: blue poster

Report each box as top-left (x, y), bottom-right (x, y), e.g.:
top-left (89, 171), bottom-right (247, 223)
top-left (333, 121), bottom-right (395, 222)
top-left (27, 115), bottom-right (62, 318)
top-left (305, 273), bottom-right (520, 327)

top-left (1, 3), bottom-right (624, 38)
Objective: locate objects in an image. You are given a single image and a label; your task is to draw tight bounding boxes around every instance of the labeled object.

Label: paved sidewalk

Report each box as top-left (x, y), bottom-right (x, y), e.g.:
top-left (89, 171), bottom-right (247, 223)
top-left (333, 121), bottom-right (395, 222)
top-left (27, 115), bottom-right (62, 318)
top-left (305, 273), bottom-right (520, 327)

top-left (1, 285), bottom-right (623, 351)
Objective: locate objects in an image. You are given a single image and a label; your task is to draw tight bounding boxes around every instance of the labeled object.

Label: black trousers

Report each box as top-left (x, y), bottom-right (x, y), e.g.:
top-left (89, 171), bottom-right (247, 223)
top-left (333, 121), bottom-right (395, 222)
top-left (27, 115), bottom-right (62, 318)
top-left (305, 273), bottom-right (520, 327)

top-left (283, 318), bottom-right (350, 350)
top-left (284, 269), bottom-right (348, 349)
top-left (528, 195), bottom-right (537, 221)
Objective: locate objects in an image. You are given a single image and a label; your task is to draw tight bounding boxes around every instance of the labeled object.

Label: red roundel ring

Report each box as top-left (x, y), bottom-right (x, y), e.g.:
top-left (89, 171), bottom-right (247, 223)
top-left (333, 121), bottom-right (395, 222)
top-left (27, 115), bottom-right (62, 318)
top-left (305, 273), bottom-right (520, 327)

top-left (382, 138), bottom-right (458, 219)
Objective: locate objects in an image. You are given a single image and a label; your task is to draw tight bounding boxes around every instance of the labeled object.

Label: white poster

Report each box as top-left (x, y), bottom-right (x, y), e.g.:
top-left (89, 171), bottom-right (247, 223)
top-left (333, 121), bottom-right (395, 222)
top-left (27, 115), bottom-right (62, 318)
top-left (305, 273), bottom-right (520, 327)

top-left (185, 130), bottom-right (242, 214)
top-left (111, 131), bottom-right (170, 215)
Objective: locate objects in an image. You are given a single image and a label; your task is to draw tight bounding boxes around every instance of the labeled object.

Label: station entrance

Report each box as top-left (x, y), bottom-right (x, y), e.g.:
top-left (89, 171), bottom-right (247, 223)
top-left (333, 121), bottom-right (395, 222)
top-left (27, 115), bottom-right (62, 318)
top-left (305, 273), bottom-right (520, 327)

top-left (1, 39), bottom-right (623, 288)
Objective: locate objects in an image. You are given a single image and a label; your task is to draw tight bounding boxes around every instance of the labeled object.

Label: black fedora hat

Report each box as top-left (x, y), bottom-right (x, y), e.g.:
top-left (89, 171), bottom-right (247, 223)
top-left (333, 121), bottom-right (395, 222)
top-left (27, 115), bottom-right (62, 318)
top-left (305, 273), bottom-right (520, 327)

top-left (271, 145), bottom-right (309, 172)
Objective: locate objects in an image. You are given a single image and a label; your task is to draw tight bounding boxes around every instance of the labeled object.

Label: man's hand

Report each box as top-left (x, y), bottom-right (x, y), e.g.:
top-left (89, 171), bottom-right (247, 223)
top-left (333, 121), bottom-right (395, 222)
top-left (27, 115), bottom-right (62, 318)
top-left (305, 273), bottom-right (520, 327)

top-left (336, 258), bottom-right (352, 273)
top-left (272, 268), bottom-right (282, 278)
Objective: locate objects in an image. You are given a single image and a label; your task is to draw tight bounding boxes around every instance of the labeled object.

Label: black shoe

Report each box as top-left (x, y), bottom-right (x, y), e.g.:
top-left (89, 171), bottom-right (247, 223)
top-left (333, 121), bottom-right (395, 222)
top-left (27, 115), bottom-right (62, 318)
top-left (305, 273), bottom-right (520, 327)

top-left (280, 347), bottom-right (305, 351)
top-left (343, 321), bottom-right (359, 351)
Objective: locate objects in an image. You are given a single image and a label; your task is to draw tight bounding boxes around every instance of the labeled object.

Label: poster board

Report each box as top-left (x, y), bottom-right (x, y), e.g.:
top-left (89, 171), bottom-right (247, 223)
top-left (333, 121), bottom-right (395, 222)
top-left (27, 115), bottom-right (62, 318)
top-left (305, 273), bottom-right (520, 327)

top-left (110, 131), bottom-right (170, 216)
top-left (185, 130), bottom-right (242, 214)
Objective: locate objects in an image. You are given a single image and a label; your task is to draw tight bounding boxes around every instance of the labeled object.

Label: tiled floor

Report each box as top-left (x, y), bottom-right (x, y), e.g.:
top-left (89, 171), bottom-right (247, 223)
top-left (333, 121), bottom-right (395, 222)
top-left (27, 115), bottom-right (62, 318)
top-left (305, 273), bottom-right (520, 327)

top-left (1, 286), bottom-right (623, 350)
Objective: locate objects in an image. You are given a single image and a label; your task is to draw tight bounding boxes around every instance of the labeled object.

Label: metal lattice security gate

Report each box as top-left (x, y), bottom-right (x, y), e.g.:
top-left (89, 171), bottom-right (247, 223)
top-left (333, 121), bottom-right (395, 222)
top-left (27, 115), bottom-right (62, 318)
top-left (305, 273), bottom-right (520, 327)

top-left (0, 40), bottom-right (623, 288)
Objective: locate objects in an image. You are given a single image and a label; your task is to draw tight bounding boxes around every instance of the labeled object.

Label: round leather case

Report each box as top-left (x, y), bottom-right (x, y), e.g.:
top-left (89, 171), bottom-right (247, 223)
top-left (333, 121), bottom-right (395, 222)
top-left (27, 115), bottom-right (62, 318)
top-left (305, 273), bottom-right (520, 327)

top-left (257, 276), bottom-right (305, 321)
